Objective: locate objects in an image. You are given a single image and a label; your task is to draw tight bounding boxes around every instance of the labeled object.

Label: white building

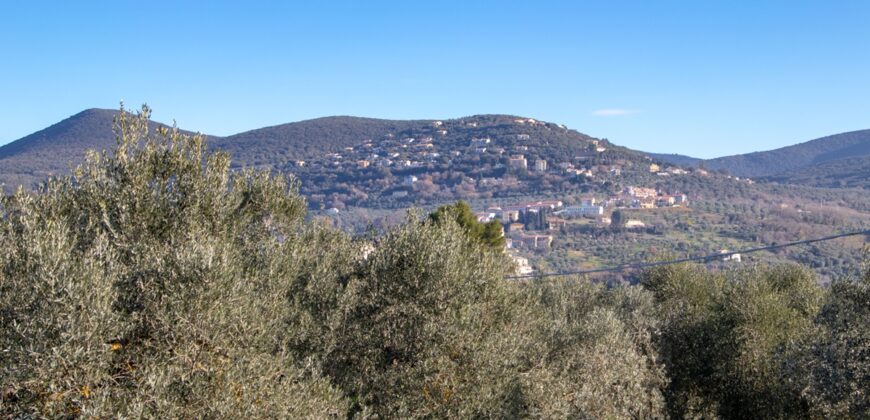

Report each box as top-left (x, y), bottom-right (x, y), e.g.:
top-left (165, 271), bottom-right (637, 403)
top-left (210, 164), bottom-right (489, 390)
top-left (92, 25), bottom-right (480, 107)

top-left (508, 155), bottom-right (528, 170)
top-left (625, 220), bottom-right (646, 229)
top-left (720, 249), bottom-right (742, 263)
top-left (511, 255), bottom-right (534, 275)
top-left (560, 205), bottom-right (604, 218)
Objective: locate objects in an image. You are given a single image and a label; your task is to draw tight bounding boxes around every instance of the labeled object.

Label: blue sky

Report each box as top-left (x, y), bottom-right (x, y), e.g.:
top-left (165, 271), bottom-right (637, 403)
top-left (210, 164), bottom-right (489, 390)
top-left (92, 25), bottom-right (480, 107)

top-left (1, 1), bottom-right (868, 158)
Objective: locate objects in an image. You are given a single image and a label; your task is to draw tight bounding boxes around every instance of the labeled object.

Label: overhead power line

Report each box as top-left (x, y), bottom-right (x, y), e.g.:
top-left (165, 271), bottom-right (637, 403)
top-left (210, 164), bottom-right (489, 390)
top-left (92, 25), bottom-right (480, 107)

top-left (506, 229), bottom-right (870, 280)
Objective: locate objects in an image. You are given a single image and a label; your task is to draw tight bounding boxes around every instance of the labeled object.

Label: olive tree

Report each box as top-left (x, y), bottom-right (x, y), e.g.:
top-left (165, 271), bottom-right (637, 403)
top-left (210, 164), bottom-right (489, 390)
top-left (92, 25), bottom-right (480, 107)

top-left (0, 106), bottom-right (348, 417)
top-left (642, 263), bottom-right (823, 419)
top-left (798, 268), bottom-right (870, 417)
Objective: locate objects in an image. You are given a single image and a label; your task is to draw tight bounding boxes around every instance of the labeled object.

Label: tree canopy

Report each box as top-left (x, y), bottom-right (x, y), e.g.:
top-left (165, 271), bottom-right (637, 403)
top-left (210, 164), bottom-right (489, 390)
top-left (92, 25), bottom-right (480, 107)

top-left (428, 200), bottom-right (506, 249)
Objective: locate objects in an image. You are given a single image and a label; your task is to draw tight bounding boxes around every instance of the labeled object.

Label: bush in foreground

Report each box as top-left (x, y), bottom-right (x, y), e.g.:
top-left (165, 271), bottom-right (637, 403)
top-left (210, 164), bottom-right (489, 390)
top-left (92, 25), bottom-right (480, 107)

top-left (0, 107), bottom-right (346, 417)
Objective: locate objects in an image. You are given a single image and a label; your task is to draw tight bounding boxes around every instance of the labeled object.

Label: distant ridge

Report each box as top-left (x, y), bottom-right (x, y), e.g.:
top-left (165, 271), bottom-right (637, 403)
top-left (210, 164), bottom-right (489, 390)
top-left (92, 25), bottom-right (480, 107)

top-left (210, 114), bottom-right (610, 168)
top-left (705, 129), bottom-right (870, 177)
top-left (651, 129), bottom-right (870, 188)
top-left (0, 110), bottom-right (649, 193)
top-left (3, 108), bottom-right (869, 192)
top-left (764, 155), bottom-right (870, 189)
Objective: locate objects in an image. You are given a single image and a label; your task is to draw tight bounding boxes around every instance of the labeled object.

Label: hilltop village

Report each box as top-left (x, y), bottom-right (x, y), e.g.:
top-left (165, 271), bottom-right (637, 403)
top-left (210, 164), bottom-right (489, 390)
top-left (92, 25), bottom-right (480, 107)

top-left (282, 115), bottom-right (713, 211)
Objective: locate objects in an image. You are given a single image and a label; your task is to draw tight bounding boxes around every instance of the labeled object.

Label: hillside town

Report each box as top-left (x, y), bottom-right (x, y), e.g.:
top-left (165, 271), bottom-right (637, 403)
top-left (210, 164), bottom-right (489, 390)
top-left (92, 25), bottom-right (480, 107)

top-left (289, 115), bottom-right (711, 210)
top-left (470, 186), bottom-right (691, 275)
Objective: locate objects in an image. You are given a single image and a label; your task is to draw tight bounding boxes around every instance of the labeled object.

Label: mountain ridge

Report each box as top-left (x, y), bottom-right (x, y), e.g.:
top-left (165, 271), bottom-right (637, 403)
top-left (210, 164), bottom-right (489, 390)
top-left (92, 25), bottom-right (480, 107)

top-left (0, 109), bottom-right (662, 210)
top-left (651, 129), bottom-right (870, 188)
top-left (3, 108), bottom-right (869, 193)
top-left (2, 108), bottom-right (868, 281)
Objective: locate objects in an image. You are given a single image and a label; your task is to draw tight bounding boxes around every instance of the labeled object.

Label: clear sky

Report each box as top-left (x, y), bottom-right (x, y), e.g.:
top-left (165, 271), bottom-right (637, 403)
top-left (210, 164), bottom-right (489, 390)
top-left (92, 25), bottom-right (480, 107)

top-left (1, 1), bottom-right (868, 158)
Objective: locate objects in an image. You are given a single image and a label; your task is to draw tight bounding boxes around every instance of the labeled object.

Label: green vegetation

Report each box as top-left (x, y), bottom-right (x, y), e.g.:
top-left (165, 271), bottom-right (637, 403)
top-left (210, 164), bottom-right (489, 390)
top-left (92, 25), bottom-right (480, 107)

top-left (429, 201), bottom-right (506, 249)
top-left (529, 173), bottom-right (868, 282)
top-left (1, 107), bottom-right (868, 418)
top-left (765, 155), bottom-right (870, 189)
top-left (653, 128), bottom-right (870, 180)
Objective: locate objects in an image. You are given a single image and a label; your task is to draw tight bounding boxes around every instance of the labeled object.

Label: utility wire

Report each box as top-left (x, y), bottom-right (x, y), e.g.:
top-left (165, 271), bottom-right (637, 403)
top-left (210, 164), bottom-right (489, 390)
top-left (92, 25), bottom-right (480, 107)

top-left (506, 228), bottom-right (870, 280)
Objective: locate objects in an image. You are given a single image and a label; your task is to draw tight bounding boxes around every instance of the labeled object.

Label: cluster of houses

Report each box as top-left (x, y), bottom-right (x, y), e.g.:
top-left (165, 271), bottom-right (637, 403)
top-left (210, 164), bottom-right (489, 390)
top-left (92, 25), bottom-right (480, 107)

top-left (473, 187), bottom-right (691, 274)
top-left (611, 187), bottom-right (689, 209)
top-left (477, 187), bottom-right (689, 234)
top-left (649, 163), bottom-right (695, 177)
top-left (294, 118), bottom-right (560, 176)
top-left (474, 200), bottom-right (562, 251)
top-left (293, 118), bottom-right (652, 204)
top-left (297, 130), bottom-right (443, 172)
top-left (292, 113), bottom-right (723, 219)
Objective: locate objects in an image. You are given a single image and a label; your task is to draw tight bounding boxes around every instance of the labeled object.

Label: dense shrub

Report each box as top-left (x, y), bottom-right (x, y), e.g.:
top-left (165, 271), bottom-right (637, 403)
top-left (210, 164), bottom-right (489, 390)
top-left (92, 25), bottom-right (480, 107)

top-left (429, 200), bottom-right (506, 249)
top-left (642, 263), bottom-right (824, 418)
top-left (799, 268), bottom-right (870, 417)
top-left (0, 106), bottom-right (348, 417)
top-left (516, 280), bottom-right (667, 418)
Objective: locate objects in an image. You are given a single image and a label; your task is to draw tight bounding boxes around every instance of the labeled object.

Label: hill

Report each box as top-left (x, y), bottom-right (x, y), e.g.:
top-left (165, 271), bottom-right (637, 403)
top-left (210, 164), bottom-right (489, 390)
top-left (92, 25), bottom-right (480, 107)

top-left (0, 111), bottom-right (661, 201)
top-left (0, 109), bottom-right (119, 188)
top-left (217, 113), bottom-right (661, 209)
top-left (651, 129), bottom-right (870, 186)
top-left (211, 113), bottom-right (644, 170)
top-left (0, 108), bottom-right (202, 190)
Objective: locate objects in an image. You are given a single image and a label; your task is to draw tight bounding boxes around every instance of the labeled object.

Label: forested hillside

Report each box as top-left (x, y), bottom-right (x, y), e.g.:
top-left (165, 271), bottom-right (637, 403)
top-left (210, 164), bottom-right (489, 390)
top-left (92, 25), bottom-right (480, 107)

top-left (763, 155), bottom-right (870, 189)
top-left (213, 116), bottom-right (428, 163)
top-left (0, 109), bottom-right (121, 189)
top-left (2, 106), bottom-right (868, 419)
top-left (652, 129), bottom-right (870, 187)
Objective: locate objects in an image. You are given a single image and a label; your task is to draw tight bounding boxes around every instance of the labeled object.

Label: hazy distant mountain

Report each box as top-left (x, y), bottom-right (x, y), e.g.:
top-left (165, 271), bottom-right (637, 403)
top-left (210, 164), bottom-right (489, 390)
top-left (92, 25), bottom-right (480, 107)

top-left (650, 130), bottom-right (870, 185)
